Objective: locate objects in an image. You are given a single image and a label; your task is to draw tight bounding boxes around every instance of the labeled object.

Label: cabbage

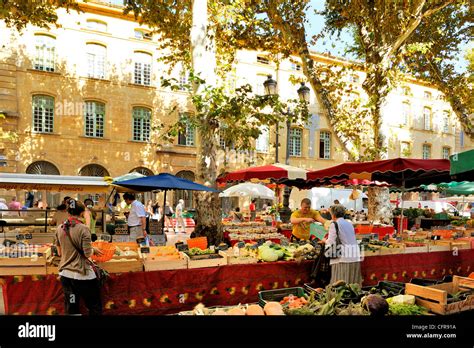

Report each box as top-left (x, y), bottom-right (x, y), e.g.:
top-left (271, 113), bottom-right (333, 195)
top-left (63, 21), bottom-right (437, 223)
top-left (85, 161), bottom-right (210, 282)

top-left (258, 246), bottom-right (279, 262)
top-left (387, 295), bottom-right (415, 305)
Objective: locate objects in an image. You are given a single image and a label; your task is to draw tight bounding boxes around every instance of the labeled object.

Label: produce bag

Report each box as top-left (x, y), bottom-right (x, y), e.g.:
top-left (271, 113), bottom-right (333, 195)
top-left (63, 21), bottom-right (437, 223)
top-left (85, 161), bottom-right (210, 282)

top-left (310, 223), bottom-right (327, 240)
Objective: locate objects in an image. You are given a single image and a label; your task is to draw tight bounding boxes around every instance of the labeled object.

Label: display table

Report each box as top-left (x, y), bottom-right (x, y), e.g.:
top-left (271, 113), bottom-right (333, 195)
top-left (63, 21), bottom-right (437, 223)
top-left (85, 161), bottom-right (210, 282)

top-left (2, 249), bottom-right (473, 315)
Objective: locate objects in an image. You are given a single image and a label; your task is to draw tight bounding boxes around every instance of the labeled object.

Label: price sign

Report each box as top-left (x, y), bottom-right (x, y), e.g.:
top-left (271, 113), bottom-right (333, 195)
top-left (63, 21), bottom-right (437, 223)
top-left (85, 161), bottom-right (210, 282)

top-left (140, 247), bottom-right (150, 254)
top-left (237, 241), bottom-right (245, 248)
top-left (216, 244), bottom-right (229, 251)
top-left (24, 233), bottom-right (33, 240)
top-left (97, 234), bottom-right (112, 242)
top-left (177, 244), bottom-right (189, 252)
top-left (257, 239), bottom-right (265, 246)
top-left (15, 234), bottom-right (25, 240)
top-left (114, 224), bottom-right (128, 235)
top-left (136, 237), bottom-right (146, 245)
top-left (149, 219), bottom-right (162, 235)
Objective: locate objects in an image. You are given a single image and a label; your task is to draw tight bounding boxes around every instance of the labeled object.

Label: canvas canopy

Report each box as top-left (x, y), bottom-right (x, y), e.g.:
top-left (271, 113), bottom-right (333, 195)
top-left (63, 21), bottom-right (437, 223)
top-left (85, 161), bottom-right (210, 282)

top-left (0, 173), bottom-right (110, 193)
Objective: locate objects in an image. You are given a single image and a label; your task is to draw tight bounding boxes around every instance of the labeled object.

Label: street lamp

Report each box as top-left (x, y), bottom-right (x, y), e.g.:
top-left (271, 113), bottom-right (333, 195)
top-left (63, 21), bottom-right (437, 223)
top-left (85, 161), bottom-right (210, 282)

top-left (263, 75), bottom-right (311, 222)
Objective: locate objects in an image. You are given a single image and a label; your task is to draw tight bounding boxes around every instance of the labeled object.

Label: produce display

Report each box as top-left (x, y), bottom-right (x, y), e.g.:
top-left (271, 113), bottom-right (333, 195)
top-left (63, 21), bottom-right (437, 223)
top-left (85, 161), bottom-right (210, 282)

top-left (179, 302), bottom-right (283, 315)
top-left (150, 246), bottom-right (181, 260)
top-left (187, 248), bottom-right (216, 256)
top-left (228, 232), bottom-right (284, 241)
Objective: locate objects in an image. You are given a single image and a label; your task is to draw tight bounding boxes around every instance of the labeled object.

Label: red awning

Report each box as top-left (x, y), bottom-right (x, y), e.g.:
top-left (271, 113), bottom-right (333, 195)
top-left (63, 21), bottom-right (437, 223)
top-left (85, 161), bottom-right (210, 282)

top-left (217, 163), bottom-right (308, 183)
top-left (304, 158), bottom-right (450, 188)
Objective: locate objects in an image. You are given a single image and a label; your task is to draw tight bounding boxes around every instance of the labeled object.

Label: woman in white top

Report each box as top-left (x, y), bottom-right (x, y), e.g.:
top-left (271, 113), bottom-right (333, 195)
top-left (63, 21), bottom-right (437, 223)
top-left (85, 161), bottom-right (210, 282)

top-left (322, 204), bottom-right (362, 285)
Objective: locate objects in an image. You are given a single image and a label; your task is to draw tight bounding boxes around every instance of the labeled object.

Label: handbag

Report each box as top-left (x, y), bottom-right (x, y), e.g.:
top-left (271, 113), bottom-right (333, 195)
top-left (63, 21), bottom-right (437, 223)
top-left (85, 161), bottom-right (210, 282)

top-left (324, 221), bottom-right (342, 259)
top-left (63, 221), bottom-right (109, 287)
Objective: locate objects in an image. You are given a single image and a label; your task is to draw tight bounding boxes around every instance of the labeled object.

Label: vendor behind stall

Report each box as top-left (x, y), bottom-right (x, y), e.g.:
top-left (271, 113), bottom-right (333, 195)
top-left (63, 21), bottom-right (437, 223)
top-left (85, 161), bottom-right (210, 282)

top-left (290, 198), bottom-right (328, 241)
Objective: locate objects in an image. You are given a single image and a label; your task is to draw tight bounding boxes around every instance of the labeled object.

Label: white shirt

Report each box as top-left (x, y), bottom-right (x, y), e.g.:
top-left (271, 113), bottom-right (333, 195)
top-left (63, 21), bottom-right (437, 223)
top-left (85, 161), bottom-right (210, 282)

top-left (0, 202), bottom-right (8, 210)
top-left (326, 218), bottom-right (361, 265)
top-left (127, 200), bottom-right (146, 227)
top-left (176, 203), bottom-right (183, 217)
top-left (59, 268), bottom-right (96, 280)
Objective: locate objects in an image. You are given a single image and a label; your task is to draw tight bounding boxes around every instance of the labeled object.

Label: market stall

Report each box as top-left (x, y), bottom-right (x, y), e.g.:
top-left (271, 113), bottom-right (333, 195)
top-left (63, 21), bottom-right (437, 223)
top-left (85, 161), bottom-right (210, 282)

top-left (2, 248), bottom-right (473, 315)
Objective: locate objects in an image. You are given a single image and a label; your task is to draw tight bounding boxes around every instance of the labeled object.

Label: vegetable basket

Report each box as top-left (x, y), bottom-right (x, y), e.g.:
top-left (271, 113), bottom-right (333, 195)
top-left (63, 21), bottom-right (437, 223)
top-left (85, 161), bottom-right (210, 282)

top-left (258, 287), bottom-right (306, 307)
top-left (91, 241), bottom-right (116, 262)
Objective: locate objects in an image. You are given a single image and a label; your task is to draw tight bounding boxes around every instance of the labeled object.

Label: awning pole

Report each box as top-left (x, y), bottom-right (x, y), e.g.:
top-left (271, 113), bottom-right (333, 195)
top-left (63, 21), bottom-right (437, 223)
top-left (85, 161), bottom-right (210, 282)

top-left (399, 178), bottom-right (406, 235)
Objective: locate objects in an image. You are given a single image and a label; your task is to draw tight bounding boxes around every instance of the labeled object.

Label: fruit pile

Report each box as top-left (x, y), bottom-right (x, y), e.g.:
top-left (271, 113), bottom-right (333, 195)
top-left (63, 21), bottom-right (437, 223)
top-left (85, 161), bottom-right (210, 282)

top-left (154, 246), bottom-right (180, 260)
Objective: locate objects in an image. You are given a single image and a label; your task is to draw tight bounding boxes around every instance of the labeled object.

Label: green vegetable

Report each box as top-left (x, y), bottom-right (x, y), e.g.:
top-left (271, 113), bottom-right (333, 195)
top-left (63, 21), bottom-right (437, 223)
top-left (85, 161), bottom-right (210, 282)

top-left (258, 245), bottom-right (279, 262)
top-left (388, 303), bottom-right (427, 315)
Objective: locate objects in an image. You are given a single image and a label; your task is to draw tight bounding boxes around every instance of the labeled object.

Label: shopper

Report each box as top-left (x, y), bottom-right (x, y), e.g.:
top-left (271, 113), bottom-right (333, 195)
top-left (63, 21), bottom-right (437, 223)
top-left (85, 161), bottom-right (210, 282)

top-left (290, 198), bottom-right (327, 241)
top-left (231, 207), bottom-right (244, 223)
top-left (163, 201), bottom-right (174, 232)
top-left (83, 199), bottom-right (97, 242)
top-left (123, 193), bottom-right (147, 242)
top-left (322, 204), bottom-right (362, 285)
top-left (249, 199), bottom-right (257, 221)
top-left (51, 204), bottom-right (69, 227)
top-left (8, 197), bottom-right (21, 210)
top-left (56, 200), bottom-right (102, 315)
top-left (174, 199), bottom-right (186, 233)
top-left (146, 200), bottom-right (154, 217)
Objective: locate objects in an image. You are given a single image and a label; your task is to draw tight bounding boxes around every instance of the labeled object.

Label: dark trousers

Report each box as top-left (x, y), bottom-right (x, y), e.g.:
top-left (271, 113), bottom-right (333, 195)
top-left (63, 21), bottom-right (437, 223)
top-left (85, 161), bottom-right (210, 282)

top-left (60, 276), bottom-right (102, 316)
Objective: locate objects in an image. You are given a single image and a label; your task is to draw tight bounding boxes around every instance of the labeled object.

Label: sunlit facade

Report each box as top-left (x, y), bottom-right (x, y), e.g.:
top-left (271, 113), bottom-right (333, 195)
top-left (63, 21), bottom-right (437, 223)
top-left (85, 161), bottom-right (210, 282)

top-left (0, 1), bottom-right (471, 208)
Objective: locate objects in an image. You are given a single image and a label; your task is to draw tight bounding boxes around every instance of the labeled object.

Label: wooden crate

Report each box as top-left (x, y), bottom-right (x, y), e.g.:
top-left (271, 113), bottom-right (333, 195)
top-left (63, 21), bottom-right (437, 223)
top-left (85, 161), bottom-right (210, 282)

top-left (362, 246), bottom-right (381, 257)
top-left (428, 242), bottom-right (451, 252)
top-left (183, 252), bottom-right (227, 269)
top-left (406, 276), bottom-right (474, 315)
top-left (139, 247), bottom-right (187, 271)
top-left (0, 246), bottom-right (50, 275)
top-left (218, 250), bottom-right (258, 265)
top-left (379, 246), bottom-right (404, 256)
top-left (98, 259), bottom-right (143, 273)
top-left (403, 245), bottom-right (429, 254)
top-left (451, 241), bottom-right (471, 250)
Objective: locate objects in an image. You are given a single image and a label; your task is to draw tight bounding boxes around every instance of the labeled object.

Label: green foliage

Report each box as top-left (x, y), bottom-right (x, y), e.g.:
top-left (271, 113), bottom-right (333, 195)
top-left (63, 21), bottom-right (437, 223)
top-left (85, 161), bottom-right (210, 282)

top-left (157, 70), bottom-right (309, 157)
top-left (0, 0), bottom-right (80, 31)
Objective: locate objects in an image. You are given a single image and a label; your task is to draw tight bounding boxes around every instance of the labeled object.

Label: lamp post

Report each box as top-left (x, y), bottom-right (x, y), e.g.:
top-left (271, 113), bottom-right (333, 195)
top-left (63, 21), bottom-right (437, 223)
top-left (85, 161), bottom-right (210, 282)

top-left (264, 76), bottom-right (310, 222)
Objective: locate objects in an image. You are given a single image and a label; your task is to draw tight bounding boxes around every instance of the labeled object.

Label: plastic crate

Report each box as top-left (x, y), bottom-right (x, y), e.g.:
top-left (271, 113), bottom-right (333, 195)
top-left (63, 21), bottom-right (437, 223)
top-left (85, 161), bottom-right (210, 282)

top-left (186, 237), bottom-right (208, 250)
top-left (409, 278), bottom-right (443, 286)
top-left (258, 287), bottom-right (306, 307)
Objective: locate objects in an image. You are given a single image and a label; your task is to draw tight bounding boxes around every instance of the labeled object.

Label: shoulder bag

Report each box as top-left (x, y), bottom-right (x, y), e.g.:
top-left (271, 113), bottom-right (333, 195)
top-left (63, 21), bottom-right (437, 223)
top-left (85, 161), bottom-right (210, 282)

top-left (324, 221), bottom-right (342, 259)
top-left (63, 221), bottom-right (109, 287)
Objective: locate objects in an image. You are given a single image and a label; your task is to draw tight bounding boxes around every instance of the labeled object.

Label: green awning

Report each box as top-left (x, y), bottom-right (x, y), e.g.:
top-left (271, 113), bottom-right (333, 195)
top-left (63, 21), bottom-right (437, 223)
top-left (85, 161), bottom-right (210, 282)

top-left (445, 181), bottom-right (474, 196)
top-left (450, 149), bottom-right (474, 180)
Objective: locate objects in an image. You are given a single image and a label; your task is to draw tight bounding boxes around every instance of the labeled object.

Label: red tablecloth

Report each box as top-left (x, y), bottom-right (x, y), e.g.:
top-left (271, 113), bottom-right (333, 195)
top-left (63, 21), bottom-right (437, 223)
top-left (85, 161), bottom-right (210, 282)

top-left (279, 229), bottom-right (293, 239)
top-left (2, 250), bottom-right (473, 315)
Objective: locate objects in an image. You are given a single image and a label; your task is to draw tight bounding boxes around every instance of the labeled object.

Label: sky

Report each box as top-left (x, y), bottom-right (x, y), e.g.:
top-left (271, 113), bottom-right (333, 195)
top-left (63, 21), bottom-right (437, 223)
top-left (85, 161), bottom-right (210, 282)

top-left (305, 0), bottom-right (471, 73)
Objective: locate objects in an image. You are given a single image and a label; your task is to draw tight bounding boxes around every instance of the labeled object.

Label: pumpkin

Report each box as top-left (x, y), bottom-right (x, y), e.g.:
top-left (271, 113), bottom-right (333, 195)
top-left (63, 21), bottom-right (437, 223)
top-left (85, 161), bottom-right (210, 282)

top-left (264, 301), bottom-right (284, 315)
top-left (246, 304), bottom-right (265, 316)
top-left (227, 307), bottom-right (246, 315)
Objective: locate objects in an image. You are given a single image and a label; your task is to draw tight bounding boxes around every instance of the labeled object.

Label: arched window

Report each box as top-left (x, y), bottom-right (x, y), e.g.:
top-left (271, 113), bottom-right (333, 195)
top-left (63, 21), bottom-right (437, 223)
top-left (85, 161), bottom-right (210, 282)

top-left (132, 107), bottom-right (151, 142)
top-left (130, 167), bottom-right (154, 176)
top-left (86, 19), bottom-right (107, 32)
top-left (26, 161), bottom-right (60, 175)
top-left (86, 43), bottom-right (106, 79)
top-left (34, 34), bottom-right (55, 72)
top-left (84, 101), bottom-right (105, 138)
top-left (79, 164), bottom-right (109, 177)
top-left (175, 170), bottom-right (195, 209)
top-left (134, 52), bottom-right (152, 86)
top-left (32, 95), bottom-right (54, 133)
top-left (134, 29), bottom-right (152, 40)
